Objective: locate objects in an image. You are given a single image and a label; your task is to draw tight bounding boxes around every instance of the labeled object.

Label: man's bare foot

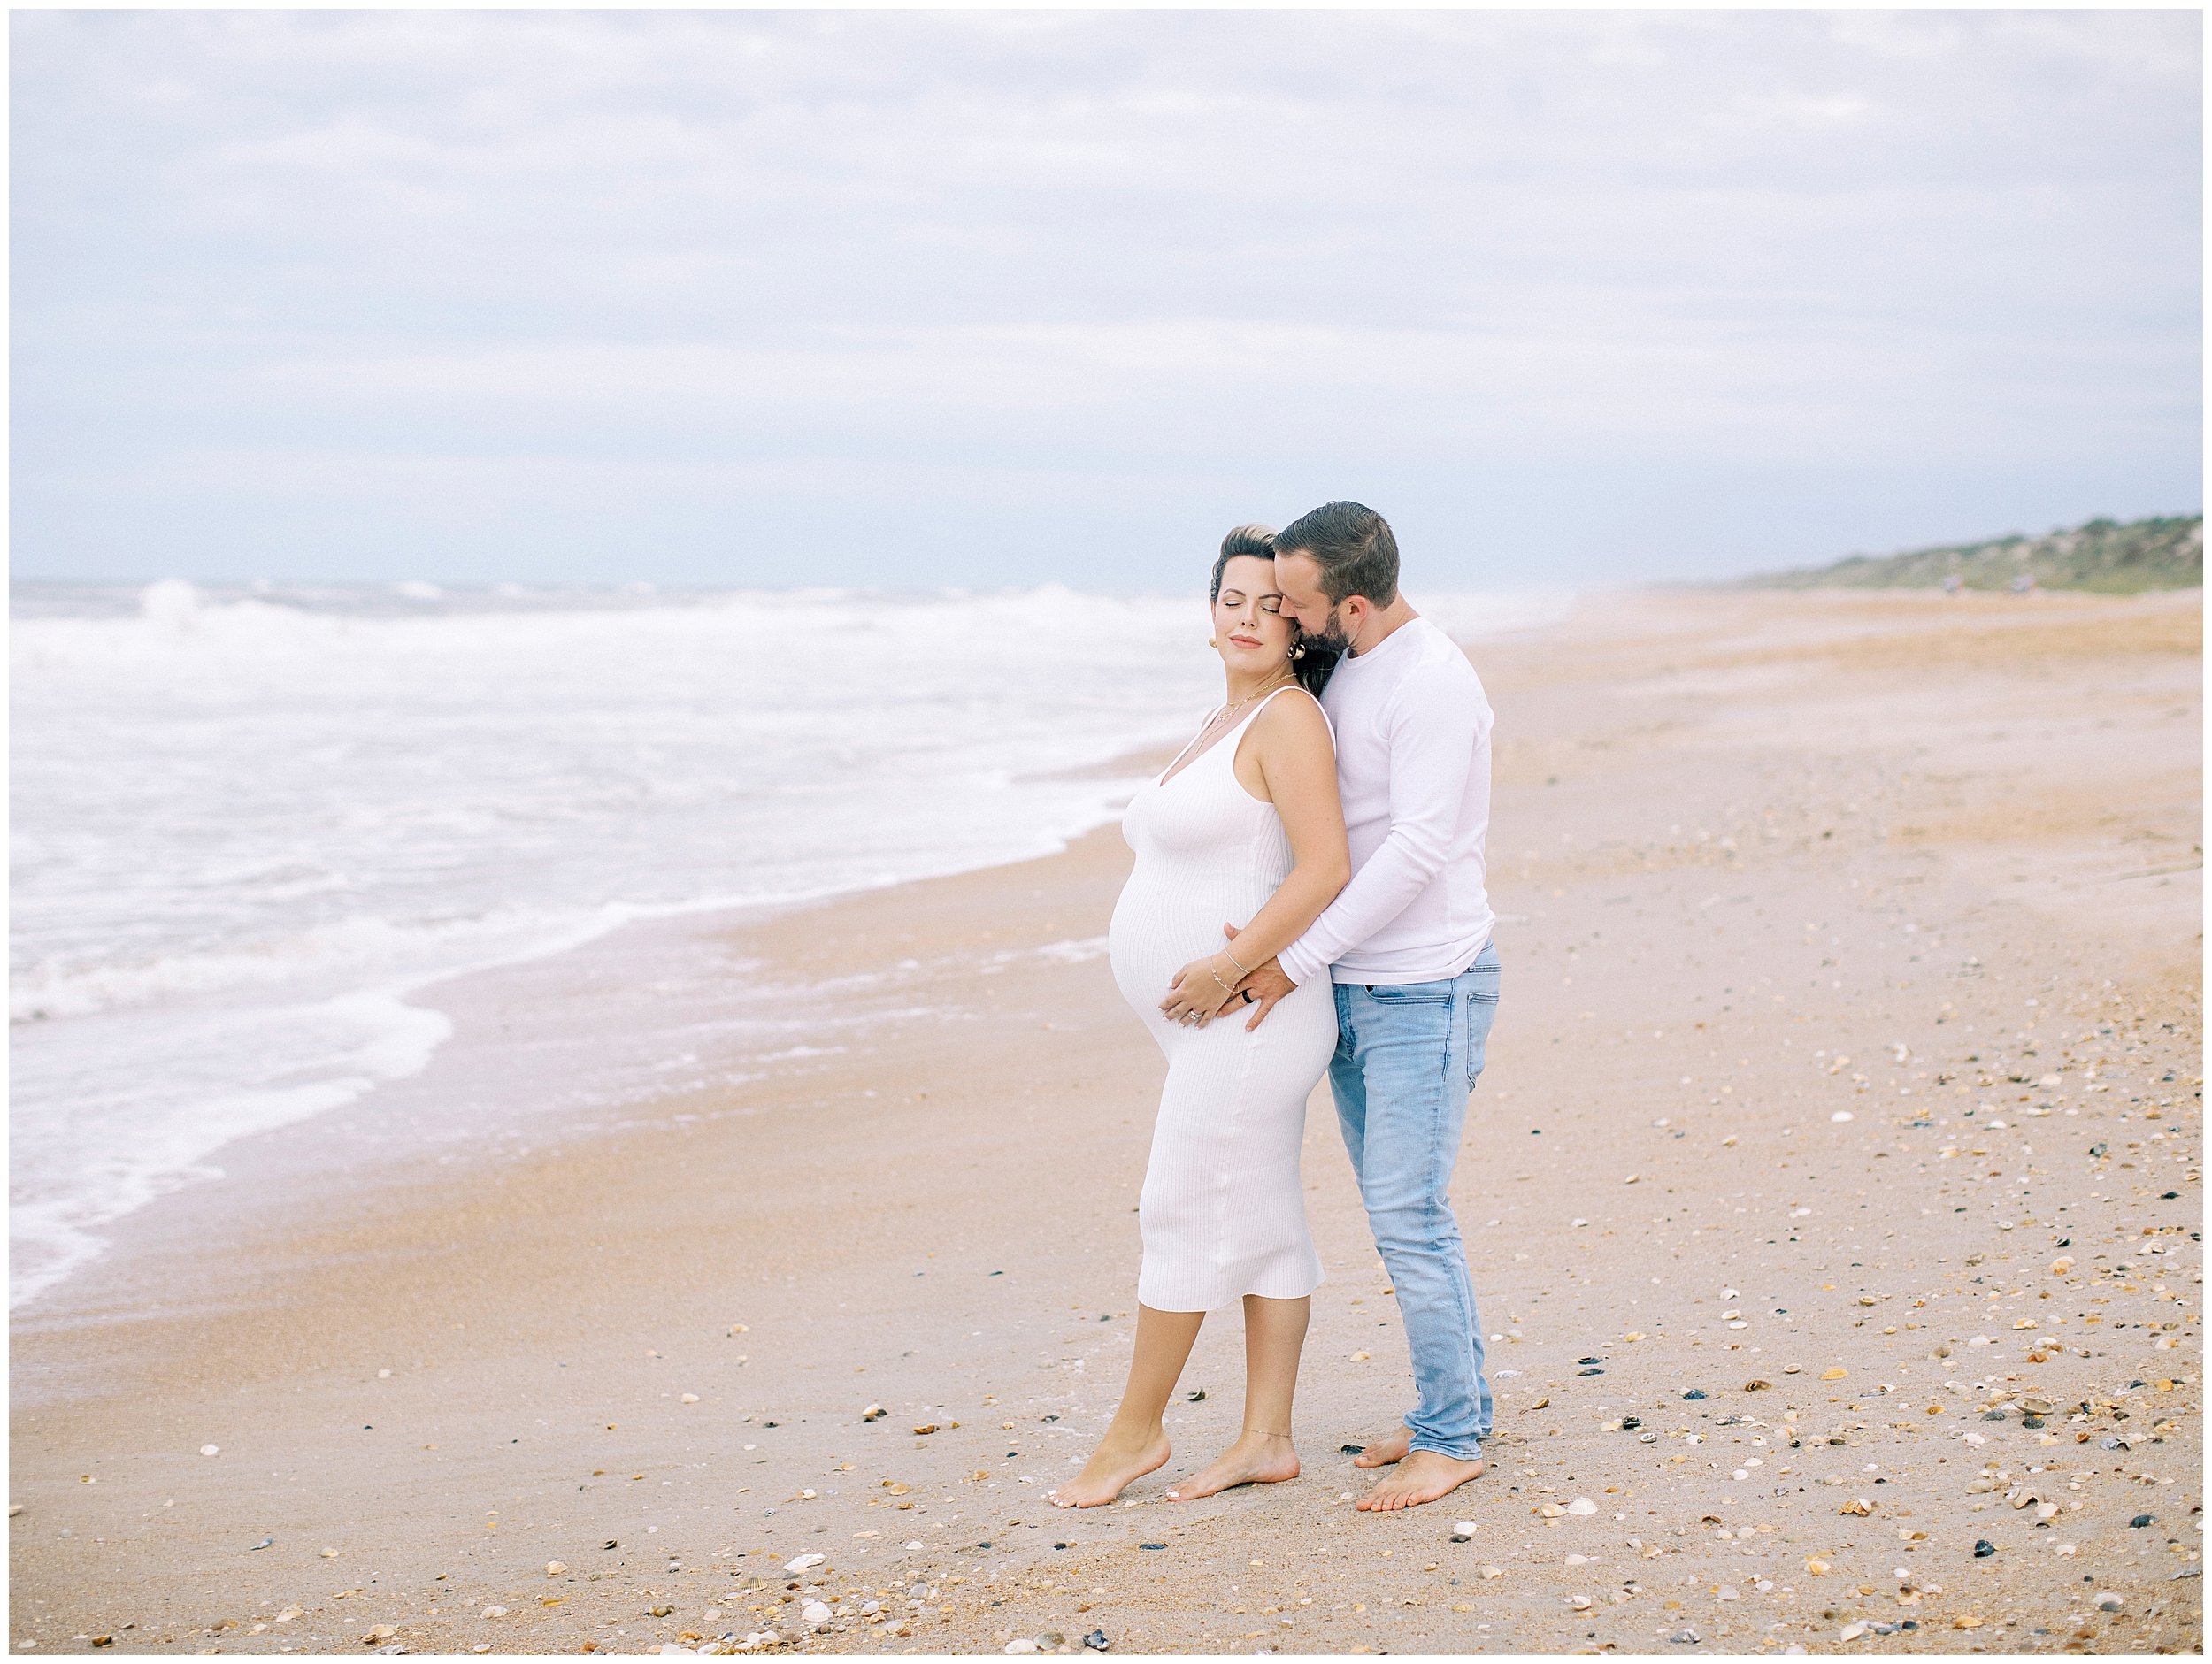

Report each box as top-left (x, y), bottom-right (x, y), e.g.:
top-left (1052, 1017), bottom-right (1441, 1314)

top-left (1349, 1427), bottom-right (1411, 1468)
top-left (1355, 1449), bottom-right (1485, 1512)
top-left (1164, 1431), bottom-right (1301, 1501)
top-left (1048, 1428), bottom-right (1171, 1508)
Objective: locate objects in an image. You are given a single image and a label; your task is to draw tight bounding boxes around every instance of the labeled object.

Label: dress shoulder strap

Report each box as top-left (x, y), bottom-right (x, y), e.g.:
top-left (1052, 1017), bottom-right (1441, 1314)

top-left (1156, 703), bottom-right (1226, 782)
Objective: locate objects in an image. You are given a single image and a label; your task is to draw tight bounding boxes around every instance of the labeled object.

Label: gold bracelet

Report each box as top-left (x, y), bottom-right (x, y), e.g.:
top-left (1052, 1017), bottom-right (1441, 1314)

top-left (1209, 968), bottom-right (1238, 996)
top-left (1222, 945), bottom-right (1254, 978)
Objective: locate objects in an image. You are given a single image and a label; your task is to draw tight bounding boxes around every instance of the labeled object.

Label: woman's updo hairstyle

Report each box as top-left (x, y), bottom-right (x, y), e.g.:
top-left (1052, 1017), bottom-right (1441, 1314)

top-left (1209, 523), bottom-right (1278, 601)
top-left (1207, 523), bottom-right (1340, 697)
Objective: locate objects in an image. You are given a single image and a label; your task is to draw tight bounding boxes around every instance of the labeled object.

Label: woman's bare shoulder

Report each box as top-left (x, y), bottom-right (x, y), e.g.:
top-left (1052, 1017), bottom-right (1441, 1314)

top-left (1251, 686), bottom-right (1334, 750)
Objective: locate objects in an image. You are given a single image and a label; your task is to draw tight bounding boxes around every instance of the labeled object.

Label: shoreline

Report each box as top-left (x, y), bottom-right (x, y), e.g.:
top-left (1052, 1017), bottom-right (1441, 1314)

top-left (12, 587), bottom-right (2200, 1656)
top-left (8, 744), bottom-right (1186, 1326)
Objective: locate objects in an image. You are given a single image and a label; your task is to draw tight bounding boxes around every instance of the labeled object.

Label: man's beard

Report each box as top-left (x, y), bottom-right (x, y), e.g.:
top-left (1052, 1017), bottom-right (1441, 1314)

top-left (1306, 607), bottom-right (1353, 657)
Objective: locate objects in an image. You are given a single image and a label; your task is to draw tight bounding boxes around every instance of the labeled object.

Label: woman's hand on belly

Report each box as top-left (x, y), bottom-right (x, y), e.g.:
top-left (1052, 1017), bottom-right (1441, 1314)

top-left (1159, 950), bottom-right (1245, 1028)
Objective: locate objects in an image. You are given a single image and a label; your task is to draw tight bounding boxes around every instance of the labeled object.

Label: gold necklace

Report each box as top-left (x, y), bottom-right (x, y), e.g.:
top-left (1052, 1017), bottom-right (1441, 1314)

top-left (1205, 676), bottom-right (1294, 735)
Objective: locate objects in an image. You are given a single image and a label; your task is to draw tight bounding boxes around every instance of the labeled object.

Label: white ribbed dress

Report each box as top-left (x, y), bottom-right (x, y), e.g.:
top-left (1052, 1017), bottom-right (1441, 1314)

top-left (1108, 687), bottom-right (1339, 1313)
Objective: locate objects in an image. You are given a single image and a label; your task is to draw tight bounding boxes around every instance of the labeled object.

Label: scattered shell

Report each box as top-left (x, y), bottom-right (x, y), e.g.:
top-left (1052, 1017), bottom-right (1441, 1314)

top-left (199, 1445), bottom-right (219, 1458)
top-left (1083, 1630), bottom-right (1110, 1652)
top-left (1479, 1565), bottom-right (1503, 1580)
top-left (1822, 1368), bottom-right (1847, 1380)
top-left (912, 1423), bottom-right (940, 1436)
top-left (862, 1404), bottom-right (887, 1422)
top-left (1839, 1499), bottom-right (1874, 1516)
top-left (2093, 1593), bottom-right (2123, 1613)
top-left (481, 1607), bottom-right (508, 1620)
top-left (1804, 1559), bottom-right (1830, 1576)
top-left (1449, 1521), bottom-right (1477, 1542)
top-left (360, 1625), bottom-right (397, 1643)
top-left (1566, 1498), bottom-right (1598, 1515)
top-left (1831, 1112), bottom-right (1854, 1123)
top-left (680, 1393), bottom-right (701, 1404)
top-left (546, 1560), bottom-right (567, 1576)
top-left (802, 1600), bottom-right (832, 1625)
top-left (1568, 1595), bottom-right (1592, 1611)
top-left (782, 1553), bottom-right (825, 1574)
top-left (1349, 1351), bottom-right (1371, 1362)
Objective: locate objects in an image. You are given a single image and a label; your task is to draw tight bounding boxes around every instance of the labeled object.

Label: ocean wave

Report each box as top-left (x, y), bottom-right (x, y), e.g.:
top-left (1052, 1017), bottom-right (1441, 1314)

top-left (11, 579), bottom-right (1569, 1310)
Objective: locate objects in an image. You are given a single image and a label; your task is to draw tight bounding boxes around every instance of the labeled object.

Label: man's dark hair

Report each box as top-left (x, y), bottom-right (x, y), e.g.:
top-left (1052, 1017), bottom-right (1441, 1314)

top-left (1274, 501), bottom-right (1399, 607)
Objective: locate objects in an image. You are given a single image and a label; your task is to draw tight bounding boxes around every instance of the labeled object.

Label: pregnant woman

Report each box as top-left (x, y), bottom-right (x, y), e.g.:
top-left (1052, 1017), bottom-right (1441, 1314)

top-left (1050, 525), bottom-right (1350, 1509)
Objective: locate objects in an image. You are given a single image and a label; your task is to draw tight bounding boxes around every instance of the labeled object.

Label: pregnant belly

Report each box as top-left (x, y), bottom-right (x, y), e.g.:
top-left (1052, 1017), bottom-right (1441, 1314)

top-left (1107, 867), bottom-right (1273, 1024)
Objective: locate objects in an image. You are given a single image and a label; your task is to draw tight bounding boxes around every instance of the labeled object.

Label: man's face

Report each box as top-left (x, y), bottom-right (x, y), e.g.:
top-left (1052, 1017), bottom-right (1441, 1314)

top-left (1273, 550), bottom-right (1348, 651)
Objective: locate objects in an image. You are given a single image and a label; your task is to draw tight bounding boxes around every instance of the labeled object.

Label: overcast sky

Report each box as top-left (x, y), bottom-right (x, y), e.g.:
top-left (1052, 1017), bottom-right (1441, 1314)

top-left (12, 9), bottom-right (2202, 590)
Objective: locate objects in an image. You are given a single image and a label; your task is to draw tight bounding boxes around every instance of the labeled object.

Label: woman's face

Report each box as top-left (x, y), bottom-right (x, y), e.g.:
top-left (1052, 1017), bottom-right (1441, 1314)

top-left (1212, 554), bottom-right (1297, 678)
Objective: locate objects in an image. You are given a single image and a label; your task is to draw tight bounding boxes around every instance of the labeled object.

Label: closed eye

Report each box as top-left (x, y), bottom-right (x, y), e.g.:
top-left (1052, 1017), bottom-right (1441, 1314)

top-left (1219, 590), bottom-right (1284, 614)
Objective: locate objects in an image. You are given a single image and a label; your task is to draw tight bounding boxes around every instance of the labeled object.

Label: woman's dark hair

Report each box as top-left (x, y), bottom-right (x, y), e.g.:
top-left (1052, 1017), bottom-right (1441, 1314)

top-left (1209, 523), bottom-right (1341, 696)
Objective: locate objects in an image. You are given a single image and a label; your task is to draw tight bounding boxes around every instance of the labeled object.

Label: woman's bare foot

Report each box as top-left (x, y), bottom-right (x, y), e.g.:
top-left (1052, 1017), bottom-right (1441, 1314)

top-left (1349, 1427), bottom-right (1411, 1468)
top-left (1355, 1449), bottom-right (1485, 1511)
top-left (1048, 1426), bottom-right (1171, 1508)
top-left (1164, 1430), bottom-right (1301, 1501)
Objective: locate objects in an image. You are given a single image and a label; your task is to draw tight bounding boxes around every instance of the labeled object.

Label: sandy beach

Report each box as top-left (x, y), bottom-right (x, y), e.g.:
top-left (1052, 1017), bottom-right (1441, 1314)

top-left (10, 587), bottom-right (2201, 1658)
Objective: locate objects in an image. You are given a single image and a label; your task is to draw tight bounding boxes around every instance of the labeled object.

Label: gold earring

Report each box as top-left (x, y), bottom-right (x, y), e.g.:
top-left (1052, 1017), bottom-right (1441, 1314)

top-left (1208, 636), bottom-right (1218, 648)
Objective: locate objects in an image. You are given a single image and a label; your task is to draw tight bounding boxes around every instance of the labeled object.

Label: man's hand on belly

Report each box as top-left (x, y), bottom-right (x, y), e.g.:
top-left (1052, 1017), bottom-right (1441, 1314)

top-left (1224, 923), bottom-right (1297, 1031)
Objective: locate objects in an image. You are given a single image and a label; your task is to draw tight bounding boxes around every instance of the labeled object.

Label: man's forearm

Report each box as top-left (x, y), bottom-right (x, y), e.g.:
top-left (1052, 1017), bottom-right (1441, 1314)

top-left (1278, 832), bottom-right (1446, 985)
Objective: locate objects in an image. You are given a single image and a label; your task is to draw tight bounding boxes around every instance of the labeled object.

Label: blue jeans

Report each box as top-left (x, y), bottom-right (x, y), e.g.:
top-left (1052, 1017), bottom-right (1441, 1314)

top-left (1329, 943), bottom-right (1500, 1460)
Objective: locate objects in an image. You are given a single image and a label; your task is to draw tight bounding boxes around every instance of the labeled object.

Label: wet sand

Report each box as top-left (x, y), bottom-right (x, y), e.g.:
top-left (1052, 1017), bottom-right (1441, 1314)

top-left (10, 587), bottom-right (2202, 1657)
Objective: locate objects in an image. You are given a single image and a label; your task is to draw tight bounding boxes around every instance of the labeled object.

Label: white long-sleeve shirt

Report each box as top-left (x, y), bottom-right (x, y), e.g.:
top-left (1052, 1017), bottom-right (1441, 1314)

top-left (1277, 615), bottom-right (1495, 987)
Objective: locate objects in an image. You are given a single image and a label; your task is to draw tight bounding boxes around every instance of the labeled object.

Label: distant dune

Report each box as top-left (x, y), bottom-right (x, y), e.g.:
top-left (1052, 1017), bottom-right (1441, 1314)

top-left (1746, 512), bottom-right (2202, 593)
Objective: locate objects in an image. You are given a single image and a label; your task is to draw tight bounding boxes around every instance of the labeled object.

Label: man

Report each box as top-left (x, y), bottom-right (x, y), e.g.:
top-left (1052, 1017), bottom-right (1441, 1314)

top-left (1228, 500), bottom-right (1500, 1513)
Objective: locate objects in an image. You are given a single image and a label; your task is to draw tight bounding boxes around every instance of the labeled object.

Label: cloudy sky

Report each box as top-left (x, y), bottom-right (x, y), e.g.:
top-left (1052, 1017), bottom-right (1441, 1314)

top-left (12, 9), bottom-right (2201, 590)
